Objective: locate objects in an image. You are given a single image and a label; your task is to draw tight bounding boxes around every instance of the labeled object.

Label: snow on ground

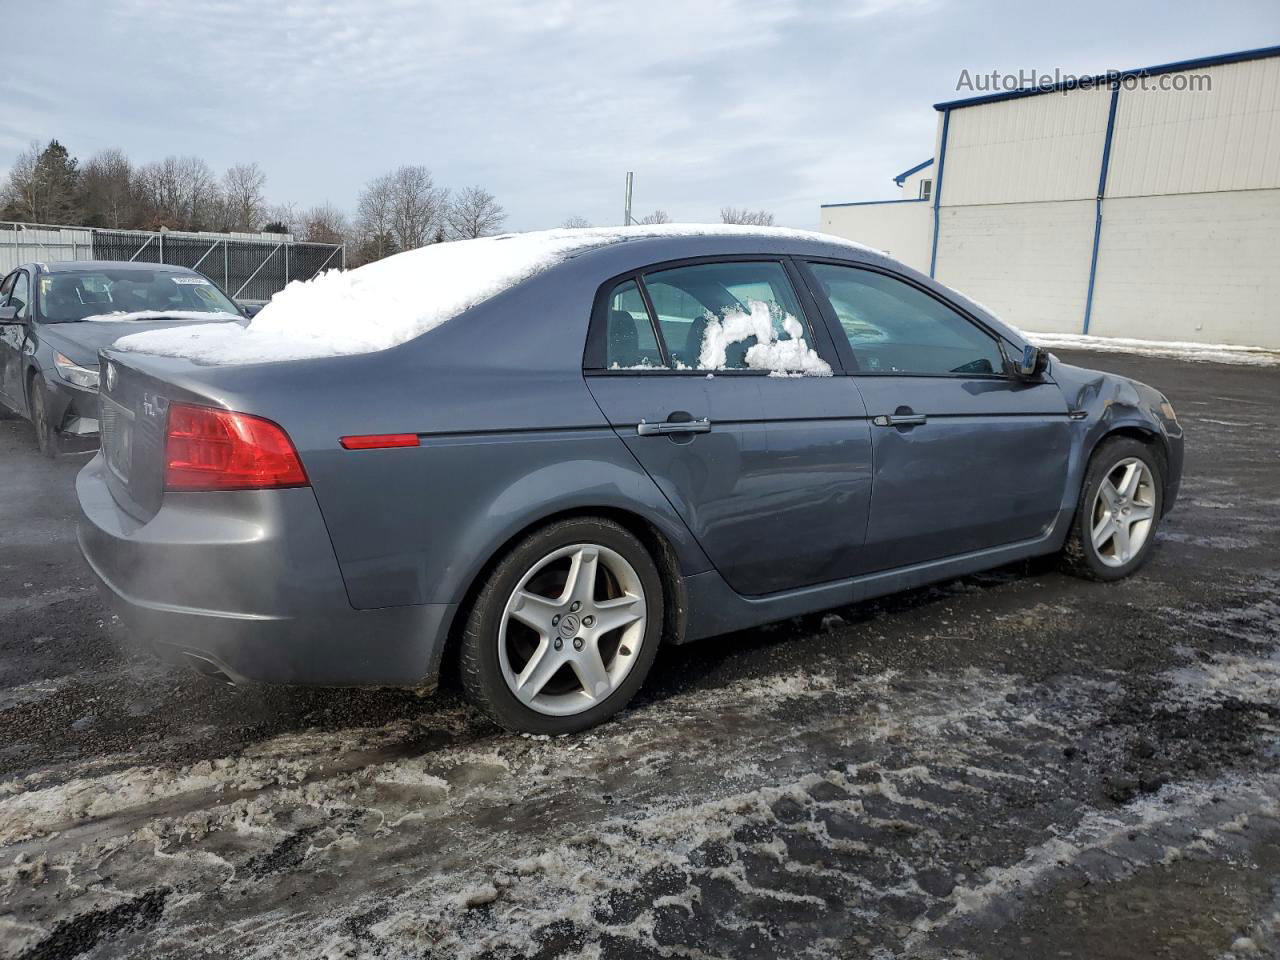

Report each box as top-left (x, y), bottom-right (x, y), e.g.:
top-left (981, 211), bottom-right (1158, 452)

top-left (1031, 333), bottom-right (1280, 366)
top-left (114, 225), bottom-right (869, 366)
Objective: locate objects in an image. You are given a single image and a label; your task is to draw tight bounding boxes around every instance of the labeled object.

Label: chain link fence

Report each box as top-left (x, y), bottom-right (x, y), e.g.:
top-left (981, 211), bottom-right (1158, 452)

top-left (1, 221), bottom-right (344, 303)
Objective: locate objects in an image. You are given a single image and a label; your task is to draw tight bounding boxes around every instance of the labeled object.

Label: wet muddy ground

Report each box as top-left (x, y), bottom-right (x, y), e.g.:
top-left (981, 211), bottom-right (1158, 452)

top-left (0, 351), bottom-right (1276, 959)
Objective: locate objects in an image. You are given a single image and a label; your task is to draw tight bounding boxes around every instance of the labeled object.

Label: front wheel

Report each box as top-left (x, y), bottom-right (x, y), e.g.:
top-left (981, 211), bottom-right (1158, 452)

top-left (29, 381), bottom-right (59, 458)
top-left (1061, 436), bottom-right (1163, 581)
top-left (458, 517), bottom-right (664, 734)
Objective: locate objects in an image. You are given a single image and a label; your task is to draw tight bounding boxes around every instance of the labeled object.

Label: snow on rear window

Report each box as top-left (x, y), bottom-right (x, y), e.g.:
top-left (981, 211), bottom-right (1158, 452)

top-left (113, 225), bottom-right (872, 365)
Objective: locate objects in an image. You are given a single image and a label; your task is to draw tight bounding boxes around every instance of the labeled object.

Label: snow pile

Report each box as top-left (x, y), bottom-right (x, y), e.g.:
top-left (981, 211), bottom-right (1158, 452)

top-left (697, 301), bottom-right (833, 376)
top-left (1030, 332), bottom-right (1280, 366)
top-left (115, 224), bottom-right (869, 365)
top-left (85, 309), bottom-right (243, 323)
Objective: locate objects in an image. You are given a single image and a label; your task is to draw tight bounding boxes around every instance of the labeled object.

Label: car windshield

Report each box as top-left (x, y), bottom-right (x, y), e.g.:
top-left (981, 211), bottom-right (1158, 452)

top-left (37, 270), bottom-right (241, 323)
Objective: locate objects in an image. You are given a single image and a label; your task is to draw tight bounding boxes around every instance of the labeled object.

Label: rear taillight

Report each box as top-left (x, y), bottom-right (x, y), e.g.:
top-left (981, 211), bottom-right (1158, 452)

top-left (165, 403), bottom-right (308, 491)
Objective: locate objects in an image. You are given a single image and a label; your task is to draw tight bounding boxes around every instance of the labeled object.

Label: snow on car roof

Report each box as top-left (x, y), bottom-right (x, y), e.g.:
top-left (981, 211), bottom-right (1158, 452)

top-left (113, 224), bottom-right (871, 365)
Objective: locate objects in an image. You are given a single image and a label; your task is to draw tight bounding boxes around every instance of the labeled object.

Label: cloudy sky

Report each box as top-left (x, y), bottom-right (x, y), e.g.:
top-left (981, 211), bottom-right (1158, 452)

top-left (6, 0), bottom-right (1277, 231)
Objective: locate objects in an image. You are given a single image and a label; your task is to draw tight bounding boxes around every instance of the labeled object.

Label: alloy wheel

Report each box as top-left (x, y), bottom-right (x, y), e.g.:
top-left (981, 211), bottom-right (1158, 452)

top-left (498, 543), bottom-right (647, 717)
top-left (1090, 457), bottom-right (1156, 567)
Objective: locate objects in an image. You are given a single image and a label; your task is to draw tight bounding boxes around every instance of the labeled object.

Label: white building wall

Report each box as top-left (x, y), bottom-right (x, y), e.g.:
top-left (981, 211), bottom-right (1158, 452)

top-left (821, 52), bottom-right (1280, 348)
top-left (819, 201), bottom-right (934, 274)
top-left (933, 200), bottom-right (1097, 333)
top-left (940, 86), bottom-right (1113, 206)
top-left (1106, 58), bottom-right (1280, 198)
top-left (1088, 189), bottom-right (1280, 347)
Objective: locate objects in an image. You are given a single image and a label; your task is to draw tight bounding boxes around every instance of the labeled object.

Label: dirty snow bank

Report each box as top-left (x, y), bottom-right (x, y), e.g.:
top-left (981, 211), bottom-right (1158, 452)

top-left (115, 225), bottom-right (868, 365)
top-left (1030, 333), bottom-right (1280, 366)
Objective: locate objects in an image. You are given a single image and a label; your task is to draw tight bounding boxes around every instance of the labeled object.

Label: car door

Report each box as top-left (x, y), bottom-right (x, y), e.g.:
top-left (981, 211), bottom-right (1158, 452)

top-left (584, 258), bottom-right (874, 597)
top-left (797, 260), bottom-right (1073, 573)
top-left (0, 270), bottom-right (29, 410)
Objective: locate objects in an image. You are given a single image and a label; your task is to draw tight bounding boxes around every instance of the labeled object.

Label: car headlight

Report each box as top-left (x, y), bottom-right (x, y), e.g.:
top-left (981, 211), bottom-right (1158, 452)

top-left (54, 353), bottom-right (100, 390)
top-left (1159, 399), bottom-right (1177, 422)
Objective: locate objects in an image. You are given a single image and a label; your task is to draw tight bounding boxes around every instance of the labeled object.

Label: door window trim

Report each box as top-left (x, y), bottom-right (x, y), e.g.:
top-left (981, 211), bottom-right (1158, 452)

top-left (583, 254), bottom-right (845, 376)
top-left (793, 257), bottom-right (1015, 380)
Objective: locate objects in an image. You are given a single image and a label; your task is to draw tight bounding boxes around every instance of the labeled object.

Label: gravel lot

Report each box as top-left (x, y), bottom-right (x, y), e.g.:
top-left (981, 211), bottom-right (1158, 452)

top-left (1, 350), bottom-right (1277, 960)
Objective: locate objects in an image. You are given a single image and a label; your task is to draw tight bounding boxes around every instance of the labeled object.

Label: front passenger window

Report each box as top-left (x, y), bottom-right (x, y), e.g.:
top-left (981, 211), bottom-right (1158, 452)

top-left (808, 263), bottom-right (1005, 376)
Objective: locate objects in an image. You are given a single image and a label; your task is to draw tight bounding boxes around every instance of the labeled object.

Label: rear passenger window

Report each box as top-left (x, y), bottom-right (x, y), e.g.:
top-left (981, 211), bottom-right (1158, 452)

top-left (808, 263), bottom-right (1006, 376)
top-left (604, 279), bottom-right (665, 369)
top-left (642, 261), bottom-right (829, 375)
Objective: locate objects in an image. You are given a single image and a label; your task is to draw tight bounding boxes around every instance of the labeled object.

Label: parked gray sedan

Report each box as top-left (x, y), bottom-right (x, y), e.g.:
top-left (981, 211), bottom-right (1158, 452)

top-left (76, 228), bottom-right (1183, 733)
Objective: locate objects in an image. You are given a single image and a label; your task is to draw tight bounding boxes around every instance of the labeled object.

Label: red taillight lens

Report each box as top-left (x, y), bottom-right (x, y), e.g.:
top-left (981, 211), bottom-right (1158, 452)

top-left (165, 403), bottom-right (308, 491)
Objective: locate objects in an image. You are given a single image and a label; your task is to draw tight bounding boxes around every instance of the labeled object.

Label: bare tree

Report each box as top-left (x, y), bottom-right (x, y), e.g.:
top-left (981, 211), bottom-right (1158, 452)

top-left (137, 155), bottom-right (221, 230)
top-left (261, 202), bottom-right (297, 235)
top-left (446, 185), bottom-right (506, 240)
top-left (300, 203), bottom-right (350, 245)
top-left (2, 142), bottom-right (42, 221)
top-left (637, 209), bottom-right (671, 224)
top-left (79, 149), bottom-right (136, 227)
top-left (221, 162), bottom-right (267, 233)
top-left (355, 172), bottom-right (395, 260)
top-left (719, 206), bottom-right (774, 226)
top-left (2, 140), bottom-right (80, 224)
top-left (387, 165), bottom-right (447, 251)
top-left (561, 215), bottom-right (592, 229)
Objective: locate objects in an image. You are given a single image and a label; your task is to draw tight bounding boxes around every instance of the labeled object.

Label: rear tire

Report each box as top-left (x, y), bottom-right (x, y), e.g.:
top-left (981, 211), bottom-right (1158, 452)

top-left (1060, 436), bottom-right (1163, 582)
top-left (29, 380), bottom-right (59, 459)
top-left (459, 517), bottom-right (664, 735)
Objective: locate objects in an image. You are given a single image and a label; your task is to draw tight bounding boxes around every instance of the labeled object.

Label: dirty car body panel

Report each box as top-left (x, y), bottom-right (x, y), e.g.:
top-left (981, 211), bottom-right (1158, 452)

top-left (76, 232), bottom-right (1184, 687)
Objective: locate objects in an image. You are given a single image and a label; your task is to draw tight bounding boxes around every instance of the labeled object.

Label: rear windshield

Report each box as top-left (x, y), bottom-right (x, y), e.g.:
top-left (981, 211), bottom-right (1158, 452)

top-left (38, 270), bottom-right (240, 322)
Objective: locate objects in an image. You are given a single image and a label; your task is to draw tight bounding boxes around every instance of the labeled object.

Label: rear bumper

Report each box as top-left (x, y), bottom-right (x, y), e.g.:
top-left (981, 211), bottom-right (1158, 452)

top-left (76, 454), bottom-right (455, 686)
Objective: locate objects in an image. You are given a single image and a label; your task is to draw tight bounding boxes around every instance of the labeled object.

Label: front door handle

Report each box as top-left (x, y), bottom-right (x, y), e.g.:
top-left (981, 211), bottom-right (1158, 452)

top-left (873, 413), bottom-right (928, 427)
top-left (636, 418), bottom-right (712, 437)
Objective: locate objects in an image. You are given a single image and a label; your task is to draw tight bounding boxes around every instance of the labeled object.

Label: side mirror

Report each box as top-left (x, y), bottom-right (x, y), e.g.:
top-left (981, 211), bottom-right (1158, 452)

top-left (1017, 344), bottom-right (1049, 378)
top-left (241, 303), bottom-right (263, 319)
top-left (0, 305), bottom-right (18, 325)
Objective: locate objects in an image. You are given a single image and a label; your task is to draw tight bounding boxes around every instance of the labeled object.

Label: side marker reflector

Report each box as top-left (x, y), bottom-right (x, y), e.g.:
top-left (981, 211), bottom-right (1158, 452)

top-left (339, 434), bottom-right (421, 450)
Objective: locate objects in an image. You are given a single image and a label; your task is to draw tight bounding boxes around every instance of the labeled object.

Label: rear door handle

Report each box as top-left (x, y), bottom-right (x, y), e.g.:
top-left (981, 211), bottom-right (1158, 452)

top-left (636, 418), bottom-right (712, 436)
top-left (873, 413), bottom-right (928, 427)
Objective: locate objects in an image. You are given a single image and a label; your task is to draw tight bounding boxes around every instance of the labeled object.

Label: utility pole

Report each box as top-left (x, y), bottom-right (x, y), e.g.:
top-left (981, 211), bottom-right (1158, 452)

top-left (623, 172), bottom-right (633, 226)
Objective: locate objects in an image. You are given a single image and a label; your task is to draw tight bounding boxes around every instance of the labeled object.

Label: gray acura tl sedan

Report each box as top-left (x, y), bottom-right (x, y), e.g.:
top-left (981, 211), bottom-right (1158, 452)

top-left (76, 227), bottom-right (1183, 734)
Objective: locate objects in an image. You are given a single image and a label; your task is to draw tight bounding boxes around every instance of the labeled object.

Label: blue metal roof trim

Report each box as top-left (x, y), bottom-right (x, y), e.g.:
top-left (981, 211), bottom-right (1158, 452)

top-left (891, 158), bottom-right (934, 186)
top-left (821, 198), bottom-right (932, 209)
top-left (932, 43), bottom-right (1280, 111)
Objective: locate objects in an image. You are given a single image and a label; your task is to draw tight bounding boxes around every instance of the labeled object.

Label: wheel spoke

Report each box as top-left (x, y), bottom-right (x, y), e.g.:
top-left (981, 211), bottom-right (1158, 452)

top-left (1098, 479), bottom-right (1121, 510)
top-left (571, 644), bottom-right (612, 700)
top-left (1092, 515), bottom-right (1117, 550)
top-left (513, 639), bottom-right (563, 704)
top-left (1118, 462), bottom-right (1142, 500)
top-left (592, 594), bottom-right (643, 635)
top-left (510, 590), bottom-right (560, 635)
top-left (1112, 520), bottom-right (1132, 562)
top-left (1129, 503), bottom-right (1155, 522)
top-left (564, 547), bottom-right (600, 605)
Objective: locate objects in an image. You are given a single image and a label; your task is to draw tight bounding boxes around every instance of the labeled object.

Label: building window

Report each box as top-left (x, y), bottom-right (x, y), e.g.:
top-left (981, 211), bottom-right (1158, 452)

top-left (919, 179), bottom-right (933, 201)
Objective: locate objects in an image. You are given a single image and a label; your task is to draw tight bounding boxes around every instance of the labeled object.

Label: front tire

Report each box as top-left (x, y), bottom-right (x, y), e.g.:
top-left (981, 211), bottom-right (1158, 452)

top-left (459, 517), bottom-right (664, 735)
top-left (29, 380), bottom-right (59, 458)
top-left (1061, 436), bottom-right (1163, 581)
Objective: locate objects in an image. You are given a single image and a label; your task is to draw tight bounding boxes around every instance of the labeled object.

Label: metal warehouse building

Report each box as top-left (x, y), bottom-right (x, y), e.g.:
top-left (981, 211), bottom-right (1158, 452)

top-left (820, 45), bottom-right (1280, 349)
